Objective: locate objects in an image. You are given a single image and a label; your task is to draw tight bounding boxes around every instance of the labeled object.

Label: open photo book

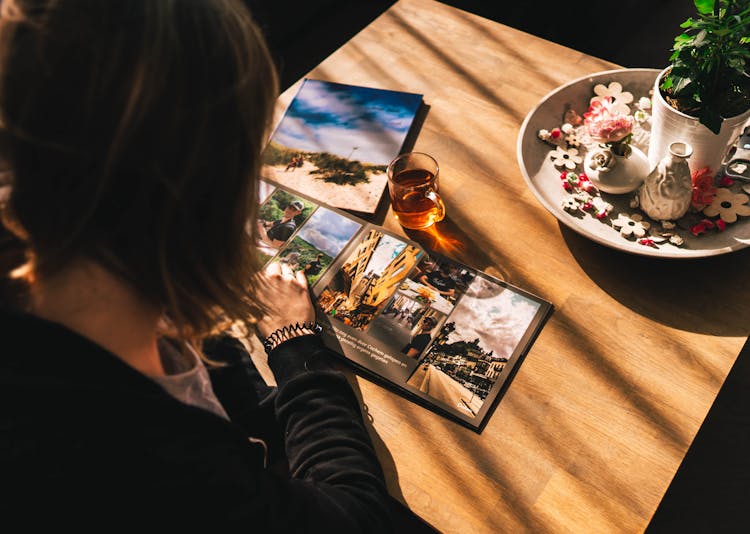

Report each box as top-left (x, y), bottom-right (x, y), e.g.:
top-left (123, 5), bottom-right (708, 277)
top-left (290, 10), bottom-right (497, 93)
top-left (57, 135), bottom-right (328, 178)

top-left (256, 178), bottom-right (553, 432)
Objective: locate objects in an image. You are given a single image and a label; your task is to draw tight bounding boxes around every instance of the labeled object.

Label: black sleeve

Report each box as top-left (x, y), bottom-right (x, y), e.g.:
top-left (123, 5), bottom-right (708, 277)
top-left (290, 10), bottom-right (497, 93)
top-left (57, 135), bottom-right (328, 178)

top-left (203, 335), bottom-right (286, 465)
top-left (265, 334), bottom-right (394, 532)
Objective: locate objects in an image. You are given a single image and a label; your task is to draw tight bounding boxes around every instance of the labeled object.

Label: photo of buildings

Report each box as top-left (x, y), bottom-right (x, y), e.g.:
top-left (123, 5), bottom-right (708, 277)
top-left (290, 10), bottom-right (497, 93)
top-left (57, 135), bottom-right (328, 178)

top-left (317, 229), bottom-right (422, 330)
top-left (407, 275), bottom-right (542, 417)
top-left (367, 291), bottom-right (446, 359)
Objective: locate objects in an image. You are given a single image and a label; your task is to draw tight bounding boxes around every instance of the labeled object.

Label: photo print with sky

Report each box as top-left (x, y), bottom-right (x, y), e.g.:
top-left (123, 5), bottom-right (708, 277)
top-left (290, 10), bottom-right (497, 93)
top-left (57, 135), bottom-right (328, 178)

top-left (275, 207), bottom-right (362, 286)
top-left (261, 79), bottom-right (423, 213)
top-left (406, 275), bottom-right (543, 419)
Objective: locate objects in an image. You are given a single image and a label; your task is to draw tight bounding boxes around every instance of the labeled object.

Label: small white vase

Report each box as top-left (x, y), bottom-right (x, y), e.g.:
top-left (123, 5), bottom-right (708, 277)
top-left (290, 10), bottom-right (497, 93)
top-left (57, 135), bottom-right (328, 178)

top-left (649, 67), bottom-right (750, 176)
top-left (583, 144), bottom-right (650, 194)
top-left (638, 141), bottom-right (693, 221)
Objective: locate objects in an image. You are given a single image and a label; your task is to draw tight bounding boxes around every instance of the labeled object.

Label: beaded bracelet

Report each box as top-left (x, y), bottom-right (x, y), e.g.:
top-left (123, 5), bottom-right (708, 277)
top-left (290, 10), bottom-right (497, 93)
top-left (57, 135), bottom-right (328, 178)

top-left (261, 321), bottom-right (323, 355)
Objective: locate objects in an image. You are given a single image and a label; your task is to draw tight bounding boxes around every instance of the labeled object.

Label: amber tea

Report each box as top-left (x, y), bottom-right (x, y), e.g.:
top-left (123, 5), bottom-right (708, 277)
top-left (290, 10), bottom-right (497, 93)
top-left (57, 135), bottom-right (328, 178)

top-left (387, 153), bottom-right (445, 230)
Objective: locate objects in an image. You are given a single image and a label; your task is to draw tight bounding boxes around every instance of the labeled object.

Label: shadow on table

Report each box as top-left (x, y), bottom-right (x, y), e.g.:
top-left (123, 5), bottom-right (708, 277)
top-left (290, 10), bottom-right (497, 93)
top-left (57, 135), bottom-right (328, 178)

top-left (402, 214), bottom-right (509, 279)
top-left (559, 223), bottom-right (750, 336)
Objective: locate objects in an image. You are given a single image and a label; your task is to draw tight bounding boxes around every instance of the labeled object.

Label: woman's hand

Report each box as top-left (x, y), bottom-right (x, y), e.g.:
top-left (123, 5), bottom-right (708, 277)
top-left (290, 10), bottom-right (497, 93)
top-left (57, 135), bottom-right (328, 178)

top-left (255, 261), bottom-right (315, 339)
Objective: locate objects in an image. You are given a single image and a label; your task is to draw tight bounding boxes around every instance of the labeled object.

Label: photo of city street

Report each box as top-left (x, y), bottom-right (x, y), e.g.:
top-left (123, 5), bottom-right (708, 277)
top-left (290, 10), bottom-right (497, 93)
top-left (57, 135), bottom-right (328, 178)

top-left (316, 229), bottom-right (422, 330)
top-left (408, 362), bottom-right (484, 416)
top-left (406, 275), bottom-right (542, 418)
top-left (367, 293), bottom-right (446, 360)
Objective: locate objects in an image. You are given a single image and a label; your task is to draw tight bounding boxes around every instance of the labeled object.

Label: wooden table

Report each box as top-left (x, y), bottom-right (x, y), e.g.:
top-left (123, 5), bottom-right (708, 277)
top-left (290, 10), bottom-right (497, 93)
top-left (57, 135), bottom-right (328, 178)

top-left (269, 1), bottom-right (750, 531)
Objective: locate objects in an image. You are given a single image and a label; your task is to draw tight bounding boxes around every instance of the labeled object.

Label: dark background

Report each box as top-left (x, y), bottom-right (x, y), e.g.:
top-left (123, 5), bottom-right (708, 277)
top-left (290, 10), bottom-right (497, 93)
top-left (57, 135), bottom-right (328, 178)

top-left (244, 1), bottom-right (750, 532)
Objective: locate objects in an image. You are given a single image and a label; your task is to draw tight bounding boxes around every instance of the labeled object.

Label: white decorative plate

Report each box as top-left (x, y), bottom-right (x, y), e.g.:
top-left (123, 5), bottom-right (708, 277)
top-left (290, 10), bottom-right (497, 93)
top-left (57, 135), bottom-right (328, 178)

top-left (517, 68), bottom-right (750, 258)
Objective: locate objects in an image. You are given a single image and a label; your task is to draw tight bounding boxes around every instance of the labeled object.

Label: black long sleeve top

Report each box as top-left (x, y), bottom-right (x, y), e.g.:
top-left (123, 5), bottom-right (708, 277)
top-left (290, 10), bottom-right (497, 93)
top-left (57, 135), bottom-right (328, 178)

top-left (0, 307), bottom-right (394, 531)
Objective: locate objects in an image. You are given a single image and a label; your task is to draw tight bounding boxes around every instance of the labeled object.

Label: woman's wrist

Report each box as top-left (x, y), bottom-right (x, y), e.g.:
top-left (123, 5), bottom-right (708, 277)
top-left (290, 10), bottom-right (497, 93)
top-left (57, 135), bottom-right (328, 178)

top-left (260, 321), bottom-right (323, 355)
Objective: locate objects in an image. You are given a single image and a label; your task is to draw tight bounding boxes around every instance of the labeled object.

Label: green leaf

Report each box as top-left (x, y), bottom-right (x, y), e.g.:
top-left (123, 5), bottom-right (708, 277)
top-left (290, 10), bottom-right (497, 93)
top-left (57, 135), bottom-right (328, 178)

top-left (673, 77), bottom-right (693, 94)
top-left (670, 65), bottom-right (691, 77)
top-left (660, 76), bottom-right (674, 91)
top-left (687, 19), bottom-right (712, 30)
top-left (680, 17), bottom-right (695, 28)
top-left (699, 106), bottom-right (723, 135)
top-left (693, 0), bottom-right (714, 15)
top-left (727, 56), bottom-right (745, 68)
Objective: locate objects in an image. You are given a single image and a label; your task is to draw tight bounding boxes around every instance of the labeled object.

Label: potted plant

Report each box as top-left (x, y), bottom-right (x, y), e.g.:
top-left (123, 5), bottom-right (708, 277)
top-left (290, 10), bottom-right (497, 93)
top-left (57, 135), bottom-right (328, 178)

top-left (648, 0), bottom-right (750, 177)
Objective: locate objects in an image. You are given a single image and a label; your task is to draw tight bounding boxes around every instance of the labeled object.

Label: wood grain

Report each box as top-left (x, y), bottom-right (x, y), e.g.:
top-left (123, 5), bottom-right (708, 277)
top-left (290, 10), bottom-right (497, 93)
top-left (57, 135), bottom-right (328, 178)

top-left (273, 1), bottom-right (750, 531)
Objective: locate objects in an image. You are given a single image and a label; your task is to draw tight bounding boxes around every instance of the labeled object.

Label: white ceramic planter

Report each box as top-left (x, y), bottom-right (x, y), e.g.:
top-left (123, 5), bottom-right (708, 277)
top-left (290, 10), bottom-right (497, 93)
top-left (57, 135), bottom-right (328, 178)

top-left (648, 67), bottom-right (750, 176)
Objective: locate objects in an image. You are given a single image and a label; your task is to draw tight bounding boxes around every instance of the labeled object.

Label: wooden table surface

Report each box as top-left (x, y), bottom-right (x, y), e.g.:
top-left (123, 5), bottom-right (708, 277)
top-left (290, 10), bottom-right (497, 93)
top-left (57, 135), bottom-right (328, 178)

top-left (270, 1), bottom-right (750, 531)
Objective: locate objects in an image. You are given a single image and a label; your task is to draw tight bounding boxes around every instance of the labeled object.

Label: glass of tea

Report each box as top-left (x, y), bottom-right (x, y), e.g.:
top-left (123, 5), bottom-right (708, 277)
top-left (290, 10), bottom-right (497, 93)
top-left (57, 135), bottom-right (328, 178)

top-left (387, 152), bottom-right (445, 230)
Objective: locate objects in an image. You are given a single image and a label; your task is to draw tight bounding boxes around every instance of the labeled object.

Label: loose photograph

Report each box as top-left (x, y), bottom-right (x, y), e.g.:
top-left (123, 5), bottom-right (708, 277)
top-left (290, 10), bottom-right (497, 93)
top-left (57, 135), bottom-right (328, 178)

top-left (317, 229), bottom-right (422, 330)
top-left (274, 207), bottom-right (362, 285)
top-left (406, 275), bottom-right (543, 418)
top-left (256, 189), bottom-right (315, 261)
top-left (261, 79), bottom-right (423, 213)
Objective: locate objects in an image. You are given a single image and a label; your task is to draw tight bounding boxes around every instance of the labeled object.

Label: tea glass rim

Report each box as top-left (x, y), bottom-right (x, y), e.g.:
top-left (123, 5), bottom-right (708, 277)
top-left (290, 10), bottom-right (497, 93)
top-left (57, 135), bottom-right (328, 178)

top-left (387, 151), bottom-right (439, 179)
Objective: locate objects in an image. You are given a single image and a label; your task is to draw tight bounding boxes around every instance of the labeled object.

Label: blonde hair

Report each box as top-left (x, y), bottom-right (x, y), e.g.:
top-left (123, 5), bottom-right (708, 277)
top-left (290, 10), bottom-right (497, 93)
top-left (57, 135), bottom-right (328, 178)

top-left (0, 0), bottom-right (278, 341)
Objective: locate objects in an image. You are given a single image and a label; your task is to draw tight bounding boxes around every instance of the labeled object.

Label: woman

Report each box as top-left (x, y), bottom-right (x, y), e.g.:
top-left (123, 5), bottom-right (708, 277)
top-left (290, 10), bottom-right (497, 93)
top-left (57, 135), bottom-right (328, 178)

top-left (0, 0), bottom-right (396, 529)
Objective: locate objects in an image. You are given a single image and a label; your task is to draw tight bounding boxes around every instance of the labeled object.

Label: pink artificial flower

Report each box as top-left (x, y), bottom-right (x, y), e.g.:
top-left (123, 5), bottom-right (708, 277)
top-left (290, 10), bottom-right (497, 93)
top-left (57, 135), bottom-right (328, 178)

top-left (719, 175), bottom-right (734, 187)
top-left (638, 238), bottom-right (656, 247)
top-left (550, 128), bottom-right (562, 139)
top-left (700, 218), bottom-right (715, 230)
top-left (691, 167), bottom-right (717, 209)
top-left (716, 219), bottom-right (726, 232)
top-left (583, 97), bottom-right (634, 144)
